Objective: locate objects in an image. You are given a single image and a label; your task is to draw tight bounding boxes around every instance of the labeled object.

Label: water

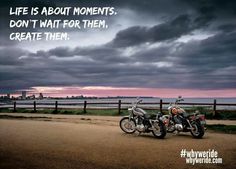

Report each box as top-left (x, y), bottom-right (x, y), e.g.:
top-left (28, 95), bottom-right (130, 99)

top-left (0, 97), bottom-right (236, 110)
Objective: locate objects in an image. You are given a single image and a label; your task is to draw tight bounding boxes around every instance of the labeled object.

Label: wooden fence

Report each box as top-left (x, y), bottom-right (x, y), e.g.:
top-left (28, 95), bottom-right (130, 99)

top-left (6, 99), bottom-right (236, 116)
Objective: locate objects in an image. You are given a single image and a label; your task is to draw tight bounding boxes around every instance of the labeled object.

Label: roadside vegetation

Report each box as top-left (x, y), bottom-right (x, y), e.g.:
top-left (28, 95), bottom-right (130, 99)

top-left (206, 124), bottom-right (236, 134)
top-left (0, 107), bottom-right (236, 134)
top-left (0, 106), bottom-right (236, 119)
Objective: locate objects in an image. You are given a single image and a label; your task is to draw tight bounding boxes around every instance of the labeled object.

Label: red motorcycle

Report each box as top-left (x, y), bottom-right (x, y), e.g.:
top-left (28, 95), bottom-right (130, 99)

top-left (162, 96), bottom-right (206, 138)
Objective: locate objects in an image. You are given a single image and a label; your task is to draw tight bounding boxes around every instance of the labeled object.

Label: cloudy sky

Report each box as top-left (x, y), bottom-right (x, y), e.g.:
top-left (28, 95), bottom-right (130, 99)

top-left (0, 0), bottom-right (236, 97)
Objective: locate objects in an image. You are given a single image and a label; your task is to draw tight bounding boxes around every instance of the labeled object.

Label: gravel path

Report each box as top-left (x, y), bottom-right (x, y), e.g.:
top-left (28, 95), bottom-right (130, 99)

top-left (0, 117), bottom-right (236, 169)
top-left (0, 113), bottom-right (236, 125)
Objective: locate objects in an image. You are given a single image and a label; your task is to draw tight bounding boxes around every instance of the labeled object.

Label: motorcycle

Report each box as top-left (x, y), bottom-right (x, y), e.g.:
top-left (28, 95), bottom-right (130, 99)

top-left (119, 99), bottom-right (166, 139)
top-left (162, 96), bottom-right (206, 138)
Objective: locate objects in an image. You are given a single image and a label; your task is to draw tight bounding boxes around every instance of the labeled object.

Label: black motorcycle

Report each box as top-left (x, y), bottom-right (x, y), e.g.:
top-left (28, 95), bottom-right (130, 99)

top-left (120, 99), bottom-right (166, 139)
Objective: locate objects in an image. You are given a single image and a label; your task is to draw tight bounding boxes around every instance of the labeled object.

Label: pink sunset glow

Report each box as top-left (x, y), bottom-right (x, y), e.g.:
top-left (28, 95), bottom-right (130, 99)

top-left (15, 86), bottom-right (236, 98)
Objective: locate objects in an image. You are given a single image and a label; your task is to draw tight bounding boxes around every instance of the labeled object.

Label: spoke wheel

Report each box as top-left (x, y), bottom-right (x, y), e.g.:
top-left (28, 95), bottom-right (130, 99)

top-left (190, 121), bottom-right (205, 138)
top-left (120, 117), bottom-right (136, 134)
top-left (152, 122), bottom-right (166, 139)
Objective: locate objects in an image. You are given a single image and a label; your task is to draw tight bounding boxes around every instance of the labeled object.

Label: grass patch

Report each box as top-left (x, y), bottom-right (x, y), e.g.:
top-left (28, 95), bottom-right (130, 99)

top-left (0, 108), bottom-right (127, 116)
top-left (0, 108), bottom-right (15, 113)
top-left (1, 107), bottom-right (236, 119)
top-left (206, 124), bottom-right (236, 134)
top-left (214, 111), bottom-right (236, 120)
top-left (82, 109), bottom-right (129, 116)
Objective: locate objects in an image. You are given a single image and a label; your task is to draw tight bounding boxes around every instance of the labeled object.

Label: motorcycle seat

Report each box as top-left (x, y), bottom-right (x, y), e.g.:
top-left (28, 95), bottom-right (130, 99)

top-left (185, 112), bottom-right (199, 118)
top-left (144, 114), bottom-right (156, 119)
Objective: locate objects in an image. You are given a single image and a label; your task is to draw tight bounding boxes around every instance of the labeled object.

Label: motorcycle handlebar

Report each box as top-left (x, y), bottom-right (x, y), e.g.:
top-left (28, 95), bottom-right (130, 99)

top-left (131, 99), bottom-right (142, 107)
top-left (137, 99), bottom-right (142, 104)
top-left (175, 98), bottom-right (184, 104)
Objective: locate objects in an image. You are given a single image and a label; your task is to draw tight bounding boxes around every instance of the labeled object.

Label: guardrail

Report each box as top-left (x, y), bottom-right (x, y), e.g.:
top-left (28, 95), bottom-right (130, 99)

top-left (1, 99), bottom-right (235, 116)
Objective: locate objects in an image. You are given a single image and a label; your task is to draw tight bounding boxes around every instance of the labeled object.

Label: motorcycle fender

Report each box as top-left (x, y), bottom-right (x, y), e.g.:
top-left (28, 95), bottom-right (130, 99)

top-left (120, 116), bottom-right (132, 122)
top-left (196, 118), bottom-right (206, 126)
top-left (127, 115), bottom-right (133, 122)
top-left (191, 119), bottom-right (202, 126)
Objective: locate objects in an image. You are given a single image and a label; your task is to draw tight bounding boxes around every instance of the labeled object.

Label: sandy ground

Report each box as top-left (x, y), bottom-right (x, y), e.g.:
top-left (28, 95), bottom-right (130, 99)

top-left (1, 113), bottom-right (236, 125)
top-left (0, 114), bottom-right (236, 169)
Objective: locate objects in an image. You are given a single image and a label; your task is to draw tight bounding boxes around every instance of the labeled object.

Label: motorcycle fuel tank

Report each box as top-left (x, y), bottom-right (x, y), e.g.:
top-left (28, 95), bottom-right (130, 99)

top-left (133, 108), bottom-right (147, 116)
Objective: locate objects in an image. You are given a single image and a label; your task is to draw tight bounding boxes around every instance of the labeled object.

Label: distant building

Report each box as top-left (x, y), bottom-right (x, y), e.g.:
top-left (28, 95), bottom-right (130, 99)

top-left (7, 93), bottom-right (10, 99)
top-left (28, 95), bottom-right (35, 99)
top-left (78, 95), bottom-right (84, 98)
top-left (22, 91), bottom-right (27, 99)
top-left (39, 93), bottom-right (44, 99)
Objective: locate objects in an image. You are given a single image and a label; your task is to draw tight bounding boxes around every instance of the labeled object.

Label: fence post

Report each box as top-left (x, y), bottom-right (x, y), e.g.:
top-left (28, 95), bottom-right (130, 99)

top-left (13, 101), bottom-right (16, 112)
top-left (55, 101), bottom-right (58, 113)
top-left (213, 99), bottom-right (216, 117)
top-left (33, 101), bottom-right (36, 112)
top-left (83, 101), bottom-right (87, 113)
top-left (118, 100), bottom-right (121, 115)
top-left (160, 99), bottom-right (163, 113)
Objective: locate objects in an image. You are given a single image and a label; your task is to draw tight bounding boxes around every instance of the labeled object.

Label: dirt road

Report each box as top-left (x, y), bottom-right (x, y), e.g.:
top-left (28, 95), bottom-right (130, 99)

top-left (0, 116), bottom-right (236, 169)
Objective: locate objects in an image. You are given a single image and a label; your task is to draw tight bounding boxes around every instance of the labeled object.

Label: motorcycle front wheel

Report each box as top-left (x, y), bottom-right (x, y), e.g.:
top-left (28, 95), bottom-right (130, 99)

top-left (190, 120), bottom-right (205, 138)
top-left (120, 117), bottom-right (136, 134)
top-left (152, 121), bottom-right (166, 139)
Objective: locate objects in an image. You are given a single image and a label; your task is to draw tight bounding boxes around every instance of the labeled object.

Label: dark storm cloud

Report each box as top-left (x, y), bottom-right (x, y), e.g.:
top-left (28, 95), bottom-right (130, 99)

top-left (0, 0), bottom-right (57, 46)
top-left (175, 32), bottom-right (236, 67)
top-left (183, 0), bottom-right (236, 17)
top-left (48, 47), bottom-right (73, 57)
top-left (30, 45), bottom-right (130, 63)
top-left (181, 0), bottom-right (236, 32)
top-left (1, 27), bottom-right (236, 92)
top-left (218, 24), bottom-right (236, 33)
top-left (0, 0), bottom-right (233, 48)
top-left (169, 32), bottom-right (236, 89)
top-left (0, 47), bottom-right (28, 65)
top-left (1, 0), bottom-right (236, 93)
top-left (108, 14), bottom-right (199, 47)
top-left (0, 0), bottom-right (213, 47)
top-left (0, 0), bottom-right (110, 47)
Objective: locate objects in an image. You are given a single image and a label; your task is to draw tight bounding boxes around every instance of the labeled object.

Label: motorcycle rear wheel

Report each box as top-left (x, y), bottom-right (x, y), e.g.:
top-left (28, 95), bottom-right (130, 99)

top-left (120, 117), bottom-right (136, 134)
top-left (190, 120), bottom-right (205, 138)
top-left (152, 121), bottom-right (166, 139)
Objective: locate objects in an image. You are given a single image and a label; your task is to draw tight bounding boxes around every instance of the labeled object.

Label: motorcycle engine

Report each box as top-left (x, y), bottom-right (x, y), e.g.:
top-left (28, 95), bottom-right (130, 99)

top-left (175, 124), bottom-right (183, 131)
top-left (136, 124), bottom-right (145, 132)
top-left (174, 115), bottom-right (182, 124)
